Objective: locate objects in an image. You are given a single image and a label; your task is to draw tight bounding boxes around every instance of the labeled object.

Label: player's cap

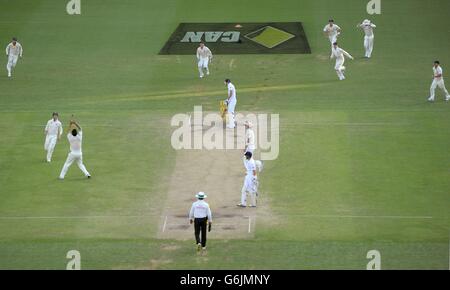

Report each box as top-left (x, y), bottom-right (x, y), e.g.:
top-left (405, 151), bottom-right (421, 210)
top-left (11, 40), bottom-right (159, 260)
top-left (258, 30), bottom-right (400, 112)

top-left (224, 78), bottom-right (231, 83)
top-left (195, 192), bottom-right (207, 199)
top-left (52, 112), bottom-right (59, 116)
top-left (244, 151), bottom-right (253, 158)
top-left (333, 42), bottom-right (338, 46)
top-left (363, 19), bottom-right (370, 25)
top-left (12, 37), bottom-right (17, 41)
top-left (328, 19), bottom-right (334, 23)
top-left (244, 120), bottom-right (253, 128)
top-left (434, 60), bottom-right (440, 64)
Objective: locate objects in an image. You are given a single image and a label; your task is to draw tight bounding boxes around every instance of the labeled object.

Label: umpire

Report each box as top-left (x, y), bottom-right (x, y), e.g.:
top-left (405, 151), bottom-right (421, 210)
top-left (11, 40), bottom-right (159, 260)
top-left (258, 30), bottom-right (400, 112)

top-left (189, 192), bottom-right (212, 253)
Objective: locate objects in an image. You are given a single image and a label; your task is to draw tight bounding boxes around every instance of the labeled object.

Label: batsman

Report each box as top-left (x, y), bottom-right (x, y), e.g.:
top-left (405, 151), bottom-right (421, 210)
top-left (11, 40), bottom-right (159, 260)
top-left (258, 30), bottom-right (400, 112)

top-left (237, 151), bottom-right (258, 208)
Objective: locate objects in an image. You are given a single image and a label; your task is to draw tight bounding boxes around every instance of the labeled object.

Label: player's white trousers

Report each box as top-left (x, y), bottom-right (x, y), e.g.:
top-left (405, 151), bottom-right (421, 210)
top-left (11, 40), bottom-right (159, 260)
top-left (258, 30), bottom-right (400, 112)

top-left (241, 175), bottom-right (257, 206)
top-left (6, 55), bottom-right (18, 74)
top-left (59, 152), bottom-right (90, 178)
top-left (198, 57), bottom-right (209, 76)
top-left (329, 35), bottom-right (338, 45)
top-left (227, 98), bottom-right (236, 128)
top-left (335, 57), bottom-right (345, 79)
top-left (44, 135), bottom-right (57, 162)
top-left (430, 79), bottom-right (450, 100)
top-left (364, 35), bottom-right (374, 58)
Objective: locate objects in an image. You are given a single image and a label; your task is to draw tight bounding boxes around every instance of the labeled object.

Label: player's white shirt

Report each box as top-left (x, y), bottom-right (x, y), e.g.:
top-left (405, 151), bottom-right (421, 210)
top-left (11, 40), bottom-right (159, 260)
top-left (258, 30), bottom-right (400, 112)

top-left (189, 200), bottom-right (212, 220)
top-left (433, 66), bottom-right (443, 79)
top-left (227, 82), bottom-right (237, 102)
top-left (331, 47), bottom-right (352, 60)
top-left (359, 23), bottom-right (376, 37)
top-left (323, 24), bottom-right (341, 37)
top-left (68, 131), bottom-right (83, 154)
top-left (244, 158), bottom-right (256, 176)
top-left (245, 128), bottom-right (256, 150)
top-left (45, 119), bottom-right (63, 136)
top-left (196, 46), bottom-right (212, 59)
top-left (5, 42), bottom-right (23, 57)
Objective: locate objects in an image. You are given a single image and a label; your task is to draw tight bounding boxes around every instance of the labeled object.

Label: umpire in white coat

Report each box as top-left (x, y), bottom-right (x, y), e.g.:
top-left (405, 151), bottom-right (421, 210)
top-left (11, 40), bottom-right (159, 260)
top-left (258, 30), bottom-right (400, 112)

top-left (189, 192), bottom-right (212, 253)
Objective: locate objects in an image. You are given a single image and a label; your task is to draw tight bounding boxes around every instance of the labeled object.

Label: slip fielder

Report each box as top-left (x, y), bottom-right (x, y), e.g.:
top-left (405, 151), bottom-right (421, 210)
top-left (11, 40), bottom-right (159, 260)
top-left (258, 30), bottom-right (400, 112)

top-left (44, 112), bottom-right (63, 163)
top-left (428, 61), bottom-right (450, 102)
top-left (357, 19), bottom-right (377, 58)
top-left (196, 42), bottom-right (212, 78)
top-left (5, 37), bottom-right (23, 78)
top-left (330, 42), bottom-right (354, 81)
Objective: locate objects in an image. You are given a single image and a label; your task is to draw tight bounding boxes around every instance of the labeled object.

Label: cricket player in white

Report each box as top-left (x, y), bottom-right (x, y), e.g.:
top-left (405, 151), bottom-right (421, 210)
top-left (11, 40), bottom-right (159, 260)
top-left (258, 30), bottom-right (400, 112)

top-left (357, 19), bottom-right (376, 58)
top-left (244, 120), bottom-right (264, 172)
top-left (44, 112), bottom-right (63, 163)
top-left (59, 120), bottom-right (91, 179)
top-left (196, 42), bottom-right (212, 78)
top-left (5, 37), bottom-right (23, 78)
top-left (224, 79), bottom-right (237, 129)
top-left (330, 42), bottom-right (353, 80)
top-left (428, 61), bottom-right (450, 102)
top-left (244, 121), bottom-right (256, 154)
top-left (238, 151), bottom-right (258, 208)
top-left (323, 19), bottom-right (341, 46)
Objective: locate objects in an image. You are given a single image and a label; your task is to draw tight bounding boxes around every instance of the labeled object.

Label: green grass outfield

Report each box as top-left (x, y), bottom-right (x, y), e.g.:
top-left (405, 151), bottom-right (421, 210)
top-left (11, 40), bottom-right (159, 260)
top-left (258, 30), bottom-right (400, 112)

top-left (0, 0), bottom-right (449, 269)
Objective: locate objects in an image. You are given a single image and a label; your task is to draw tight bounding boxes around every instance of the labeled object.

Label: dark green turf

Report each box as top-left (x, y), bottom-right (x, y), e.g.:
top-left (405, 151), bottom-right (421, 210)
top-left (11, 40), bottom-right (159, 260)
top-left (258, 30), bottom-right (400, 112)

top-left (0, 0), bottom-right (449, 269)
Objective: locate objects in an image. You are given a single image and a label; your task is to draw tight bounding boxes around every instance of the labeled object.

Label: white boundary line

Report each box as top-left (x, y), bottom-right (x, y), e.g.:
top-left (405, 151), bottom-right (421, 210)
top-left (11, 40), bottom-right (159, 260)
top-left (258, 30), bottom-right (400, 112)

top-left (229, 59), bottom-right (235, 71)
top-left (162, 215), bottom-right (168, 233)
top-left (248, 216), bottom-right (251, 233)
top-left (0, 214), bottom-right (434, 220)
top-left (288, 214), bottom-right (433, 219)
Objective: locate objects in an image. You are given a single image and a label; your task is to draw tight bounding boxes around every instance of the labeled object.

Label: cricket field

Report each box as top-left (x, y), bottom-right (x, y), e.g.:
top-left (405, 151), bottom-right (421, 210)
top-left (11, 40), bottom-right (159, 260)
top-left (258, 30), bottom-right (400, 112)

top-left (0, 0), bottom-right (449, 269)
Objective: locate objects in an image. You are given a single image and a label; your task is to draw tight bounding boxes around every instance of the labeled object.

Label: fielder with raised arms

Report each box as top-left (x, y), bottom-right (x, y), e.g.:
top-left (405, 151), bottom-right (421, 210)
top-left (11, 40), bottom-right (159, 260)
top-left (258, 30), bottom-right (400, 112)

top-left (59, 118), bottom-right (91, 180)
top-left (357, 19), bottom-right (377, 58)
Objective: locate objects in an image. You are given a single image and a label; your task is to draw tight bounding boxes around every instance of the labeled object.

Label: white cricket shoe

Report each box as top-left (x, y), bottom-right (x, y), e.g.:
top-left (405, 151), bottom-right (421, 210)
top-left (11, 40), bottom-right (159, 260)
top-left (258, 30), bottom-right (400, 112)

top-left (445, 96), bottom-right (450, 102)
top-left (8, 72), bottom-right (11, 77)
top-left (427, 97), bottom-right (434, 102)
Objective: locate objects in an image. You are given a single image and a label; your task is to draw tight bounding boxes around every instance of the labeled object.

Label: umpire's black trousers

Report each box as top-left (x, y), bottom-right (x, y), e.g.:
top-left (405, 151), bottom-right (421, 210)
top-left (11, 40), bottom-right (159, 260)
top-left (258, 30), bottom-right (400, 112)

top-left (194, 217), bottom-right (208, 247)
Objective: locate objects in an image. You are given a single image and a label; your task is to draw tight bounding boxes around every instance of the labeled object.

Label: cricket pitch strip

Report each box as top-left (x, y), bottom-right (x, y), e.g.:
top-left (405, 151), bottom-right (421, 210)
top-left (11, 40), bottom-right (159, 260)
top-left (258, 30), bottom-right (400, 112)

top-left (157, 123), bottom-right (271, 240)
